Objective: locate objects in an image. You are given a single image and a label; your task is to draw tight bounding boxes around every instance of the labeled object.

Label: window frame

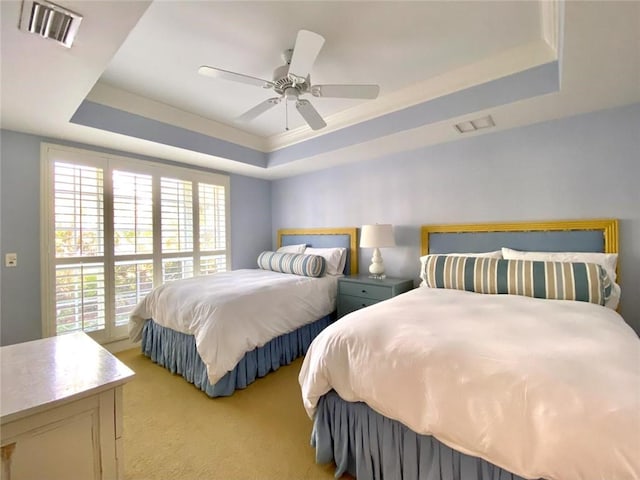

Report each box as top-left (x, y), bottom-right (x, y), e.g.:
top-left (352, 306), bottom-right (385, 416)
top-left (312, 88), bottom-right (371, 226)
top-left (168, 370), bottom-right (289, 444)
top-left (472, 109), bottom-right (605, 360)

top-left (40, 143), bottom-right (231, 344)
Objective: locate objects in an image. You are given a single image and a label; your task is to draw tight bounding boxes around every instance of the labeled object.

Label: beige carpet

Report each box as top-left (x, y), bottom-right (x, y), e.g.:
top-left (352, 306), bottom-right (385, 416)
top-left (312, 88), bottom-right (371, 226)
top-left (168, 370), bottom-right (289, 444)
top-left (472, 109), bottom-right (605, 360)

top-left (116, 349), bottom-right (350, 480)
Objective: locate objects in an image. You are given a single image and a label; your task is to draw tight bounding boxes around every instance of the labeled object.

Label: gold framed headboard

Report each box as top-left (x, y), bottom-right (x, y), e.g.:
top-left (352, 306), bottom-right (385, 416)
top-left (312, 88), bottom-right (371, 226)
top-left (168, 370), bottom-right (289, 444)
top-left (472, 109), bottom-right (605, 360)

top-left (421, 219), bottom-right (618, 256)
top-left (277, 227), bottom-right (358, 275)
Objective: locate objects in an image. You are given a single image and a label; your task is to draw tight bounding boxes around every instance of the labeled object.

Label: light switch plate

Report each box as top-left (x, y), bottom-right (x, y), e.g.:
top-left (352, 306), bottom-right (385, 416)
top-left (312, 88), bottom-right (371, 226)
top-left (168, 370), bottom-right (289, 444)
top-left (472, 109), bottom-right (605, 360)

top-left (5, 253), bottom-right (17, 267)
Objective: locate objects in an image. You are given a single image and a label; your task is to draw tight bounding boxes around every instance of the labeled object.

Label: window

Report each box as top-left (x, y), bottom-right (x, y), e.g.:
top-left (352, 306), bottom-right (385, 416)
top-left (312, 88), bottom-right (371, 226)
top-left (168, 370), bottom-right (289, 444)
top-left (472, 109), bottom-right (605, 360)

top-left (42, 144), bottom-right (230, 344)
top-left (113, 170), bottom-right (153, 328)
top-left (52, 162), bottom-right (105, 335)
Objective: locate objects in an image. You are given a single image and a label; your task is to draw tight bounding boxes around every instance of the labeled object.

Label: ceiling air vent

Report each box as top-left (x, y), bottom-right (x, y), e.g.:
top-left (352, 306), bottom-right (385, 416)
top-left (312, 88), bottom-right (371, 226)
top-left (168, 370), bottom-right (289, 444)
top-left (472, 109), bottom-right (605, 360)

top-left (454, 115), bottom-right (495, 134)
top-left (19, 0), bottom-right (82, 48)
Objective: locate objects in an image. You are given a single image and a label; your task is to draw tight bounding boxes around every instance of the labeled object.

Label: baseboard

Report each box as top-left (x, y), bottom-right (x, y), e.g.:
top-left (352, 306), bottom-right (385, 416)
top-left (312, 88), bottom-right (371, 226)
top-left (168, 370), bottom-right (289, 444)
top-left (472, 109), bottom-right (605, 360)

top-left (103, 337), bottom-right (140, 354)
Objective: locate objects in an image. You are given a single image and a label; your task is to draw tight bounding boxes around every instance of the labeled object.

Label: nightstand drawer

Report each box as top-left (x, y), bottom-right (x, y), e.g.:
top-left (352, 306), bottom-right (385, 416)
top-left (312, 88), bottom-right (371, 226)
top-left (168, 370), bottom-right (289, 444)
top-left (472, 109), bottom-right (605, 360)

top-left (338, 295), bottom-right (380, 316)
top-left (339, 282), bottom-right (391, 301)
top-left (337, 275), bottom-right (414, 318)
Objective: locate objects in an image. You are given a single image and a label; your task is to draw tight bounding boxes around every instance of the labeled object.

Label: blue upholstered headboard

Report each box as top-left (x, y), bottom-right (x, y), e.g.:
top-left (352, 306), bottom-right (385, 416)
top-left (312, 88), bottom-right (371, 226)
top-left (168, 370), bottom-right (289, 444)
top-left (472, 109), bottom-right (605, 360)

top-left (278, 228), bottom-right (358, 275)
top-left (421, 219), bottom-right (618, 256)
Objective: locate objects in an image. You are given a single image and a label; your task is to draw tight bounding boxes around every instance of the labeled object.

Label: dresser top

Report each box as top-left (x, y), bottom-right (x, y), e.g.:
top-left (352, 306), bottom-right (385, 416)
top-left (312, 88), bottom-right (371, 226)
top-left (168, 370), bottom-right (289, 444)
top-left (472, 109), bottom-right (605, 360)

top-left (1, 332), bottom-right (135, 424)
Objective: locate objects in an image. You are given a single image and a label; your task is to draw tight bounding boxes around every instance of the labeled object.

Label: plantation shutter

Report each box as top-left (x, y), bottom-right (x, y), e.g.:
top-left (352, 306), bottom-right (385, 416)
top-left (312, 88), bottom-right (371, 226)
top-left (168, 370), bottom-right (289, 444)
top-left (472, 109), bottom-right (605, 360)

top-left (53, 161), bottom-right (106, 335)
top-left (43, 144), bottom-right (230, 344)
top-left (199, 182), bottom-right (227, 275)
top-left (113, 170), bottom-right (154, 328)
top-left (160, 177), bottom-right (194, 282)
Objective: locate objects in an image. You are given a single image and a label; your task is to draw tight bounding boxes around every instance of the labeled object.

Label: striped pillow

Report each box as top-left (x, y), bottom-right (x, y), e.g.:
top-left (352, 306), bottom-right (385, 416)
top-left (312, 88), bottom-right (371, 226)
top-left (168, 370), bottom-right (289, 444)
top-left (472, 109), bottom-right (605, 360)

top-left (257, 251), bottom-right (326, 277)
top-left (421, 255), bottom-right (612, 305)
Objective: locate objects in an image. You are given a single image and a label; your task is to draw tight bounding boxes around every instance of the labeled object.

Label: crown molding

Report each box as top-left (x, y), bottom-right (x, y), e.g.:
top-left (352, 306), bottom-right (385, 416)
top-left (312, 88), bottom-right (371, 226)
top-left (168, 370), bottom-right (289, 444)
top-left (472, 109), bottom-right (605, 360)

top-left (84, 35), bottom-right (557, 156)
top-left (264, 39), bottom-right (557, 152)
top-left (85, 82), bottom-right (268, 151)
top-left (541, 0), bottom-right (561, 54)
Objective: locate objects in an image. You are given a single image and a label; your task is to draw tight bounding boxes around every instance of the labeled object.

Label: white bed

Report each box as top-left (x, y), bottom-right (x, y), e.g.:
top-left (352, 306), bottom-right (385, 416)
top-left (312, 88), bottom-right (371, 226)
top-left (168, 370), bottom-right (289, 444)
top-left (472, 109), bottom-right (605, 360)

top-left (299, 219), bottom-right (640, 480)
top-left (130, 268), bottom-right (338, 385)
top-left (128, 227), bottom-right (358, 397)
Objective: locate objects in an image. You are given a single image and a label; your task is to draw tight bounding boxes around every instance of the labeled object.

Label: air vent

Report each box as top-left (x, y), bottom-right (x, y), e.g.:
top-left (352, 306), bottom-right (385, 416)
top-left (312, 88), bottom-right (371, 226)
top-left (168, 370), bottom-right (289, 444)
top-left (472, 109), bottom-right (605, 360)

top-left (454, 115), bottom-right (495, 134)
top-left (19, 0), bottom-right (82, 48)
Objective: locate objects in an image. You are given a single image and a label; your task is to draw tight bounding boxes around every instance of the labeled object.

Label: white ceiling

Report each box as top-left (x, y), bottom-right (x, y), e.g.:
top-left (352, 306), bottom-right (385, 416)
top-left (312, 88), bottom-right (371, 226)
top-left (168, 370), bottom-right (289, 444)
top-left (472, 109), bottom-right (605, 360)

top-left (1, 1), bottom-right (639, 179)
top-left (99, 1), bottom-right (541, 138)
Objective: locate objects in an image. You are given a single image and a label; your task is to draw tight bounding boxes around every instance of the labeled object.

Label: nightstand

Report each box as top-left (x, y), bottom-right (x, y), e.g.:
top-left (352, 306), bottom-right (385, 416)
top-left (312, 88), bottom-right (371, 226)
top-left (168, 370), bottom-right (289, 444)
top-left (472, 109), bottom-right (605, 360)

top-left (337, 275), bottom-right (414, 318)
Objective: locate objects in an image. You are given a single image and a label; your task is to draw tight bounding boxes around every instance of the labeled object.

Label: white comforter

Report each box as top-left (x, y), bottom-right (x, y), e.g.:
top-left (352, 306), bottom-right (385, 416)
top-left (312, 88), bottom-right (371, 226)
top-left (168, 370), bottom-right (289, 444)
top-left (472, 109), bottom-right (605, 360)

top-left (129, 269), bottom-right (338, 384)
top-left (299, 287), bottom-right (640, 480)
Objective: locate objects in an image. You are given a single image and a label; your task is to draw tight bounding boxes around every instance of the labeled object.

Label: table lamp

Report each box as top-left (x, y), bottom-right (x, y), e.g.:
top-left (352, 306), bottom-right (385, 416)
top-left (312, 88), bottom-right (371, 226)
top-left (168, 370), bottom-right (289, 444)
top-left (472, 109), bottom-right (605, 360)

top-left (360, 224), bottom-right (396, 279)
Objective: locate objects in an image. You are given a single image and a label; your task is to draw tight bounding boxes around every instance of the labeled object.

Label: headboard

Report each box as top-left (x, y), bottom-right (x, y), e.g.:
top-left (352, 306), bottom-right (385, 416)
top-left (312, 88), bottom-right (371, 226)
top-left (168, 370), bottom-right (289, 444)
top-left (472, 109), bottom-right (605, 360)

top-left (277, 227), bottom-right (358, 275)
top-left (421, 218), bottom-right (618, 256)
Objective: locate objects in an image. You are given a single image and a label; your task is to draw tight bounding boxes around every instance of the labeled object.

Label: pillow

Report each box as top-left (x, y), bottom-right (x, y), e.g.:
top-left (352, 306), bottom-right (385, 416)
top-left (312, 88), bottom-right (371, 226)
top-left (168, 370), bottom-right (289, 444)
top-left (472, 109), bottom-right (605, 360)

top-left (257, 251), bottom-right (325, 277)
top-left (501, 248), bottom-right (620, 309)
top-left (421, 254), bottom-right (611, 306)
top-left (419, 251), bottom-right (502, 286)
top-left (276, 243), bottom-right (307, 254)
top-left (445, 251), bottom-right (503, 258)
top-left (305, 247), bottom-right (347, 275)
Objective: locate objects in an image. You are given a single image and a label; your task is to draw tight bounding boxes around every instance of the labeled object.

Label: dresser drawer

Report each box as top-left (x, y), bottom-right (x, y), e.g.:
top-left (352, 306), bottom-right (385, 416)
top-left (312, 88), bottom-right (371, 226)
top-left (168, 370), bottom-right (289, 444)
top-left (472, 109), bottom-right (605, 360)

top-left (338, 295), bottom-right (380, 317)
top-left (339, 282), bottom-right (391, 301)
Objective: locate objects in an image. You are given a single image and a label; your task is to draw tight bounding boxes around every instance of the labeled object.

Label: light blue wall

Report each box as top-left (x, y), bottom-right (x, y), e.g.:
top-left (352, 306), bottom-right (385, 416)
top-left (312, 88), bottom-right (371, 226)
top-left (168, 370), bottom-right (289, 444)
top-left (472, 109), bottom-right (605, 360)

top-left (271, 104), bottom-right (640, 333)
top-left (230, 174), bottom-right (272, 269)
top-left (2, 104), bottom-right (638, 345)
top-left (0, 130), bottom-right (272, 346)
top-left (0, 132), bottom-right (41, 345)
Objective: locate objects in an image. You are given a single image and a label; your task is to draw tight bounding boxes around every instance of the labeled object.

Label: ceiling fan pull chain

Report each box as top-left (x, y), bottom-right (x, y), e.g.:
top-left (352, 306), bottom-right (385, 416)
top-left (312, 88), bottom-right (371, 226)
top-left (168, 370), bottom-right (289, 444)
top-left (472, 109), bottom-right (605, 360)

top-left (285, 102), bottom-right (289, 131)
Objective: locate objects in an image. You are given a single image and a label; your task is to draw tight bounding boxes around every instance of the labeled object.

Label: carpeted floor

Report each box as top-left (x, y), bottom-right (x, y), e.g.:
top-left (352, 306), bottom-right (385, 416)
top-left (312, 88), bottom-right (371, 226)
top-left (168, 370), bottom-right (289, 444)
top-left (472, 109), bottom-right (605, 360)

top-left (116, 349), bottom-right (348, 480)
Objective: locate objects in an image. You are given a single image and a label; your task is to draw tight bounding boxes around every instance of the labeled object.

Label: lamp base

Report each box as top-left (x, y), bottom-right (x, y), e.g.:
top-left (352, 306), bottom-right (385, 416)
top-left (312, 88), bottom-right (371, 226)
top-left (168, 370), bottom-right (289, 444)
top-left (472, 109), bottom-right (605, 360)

top-left (368, 247), bottom-right (386, 280)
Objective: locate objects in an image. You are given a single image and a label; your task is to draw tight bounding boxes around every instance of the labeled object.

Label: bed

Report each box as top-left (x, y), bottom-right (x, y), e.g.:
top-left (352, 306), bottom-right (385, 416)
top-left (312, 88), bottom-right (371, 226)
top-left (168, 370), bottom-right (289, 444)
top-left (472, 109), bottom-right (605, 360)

top-left (128, 227), bottom-right (358, 397)
top-left (299, 219), bottom-right (640, 480)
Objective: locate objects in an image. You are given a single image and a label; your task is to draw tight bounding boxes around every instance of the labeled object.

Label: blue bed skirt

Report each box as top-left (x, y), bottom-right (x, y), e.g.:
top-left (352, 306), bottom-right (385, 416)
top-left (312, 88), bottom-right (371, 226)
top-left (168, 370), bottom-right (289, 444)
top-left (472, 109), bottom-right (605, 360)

top-left (313, 390), bottom-right (537, 480)
top-left (141, 314), bottom-right (333, 397)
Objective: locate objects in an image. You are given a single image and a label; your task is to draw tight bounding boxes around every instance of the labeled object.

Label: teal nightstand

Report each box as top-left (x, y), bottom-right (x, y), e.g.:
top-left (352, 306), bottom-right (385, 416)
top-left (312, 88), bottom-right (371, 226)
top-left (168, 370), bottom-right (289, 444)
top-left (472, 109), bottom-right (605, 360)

top-left (337, 275), bottom-right (414, 318)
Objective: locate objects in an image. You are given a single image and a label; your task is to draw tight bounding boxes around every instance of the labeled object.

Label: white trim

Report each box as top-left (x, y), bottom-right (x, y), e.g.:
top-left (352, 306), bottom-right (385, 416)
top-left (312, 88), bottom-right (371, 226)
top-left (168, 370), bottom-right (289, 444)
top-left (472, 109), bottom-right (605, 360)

top-left (40, 144), bottom-right (55, 338)
top-left (86, 83), bottom-right (268, 152)
top-left (102, 338), bottom-right (140, 354)
top-left (265, 40), bottom-right (558, 152)
top-left (83, 39), bottom-right (558, 155)
top-left (541, 0), bottom-right (561, 55)
top-left (104, 159), bottom-right (115, 343)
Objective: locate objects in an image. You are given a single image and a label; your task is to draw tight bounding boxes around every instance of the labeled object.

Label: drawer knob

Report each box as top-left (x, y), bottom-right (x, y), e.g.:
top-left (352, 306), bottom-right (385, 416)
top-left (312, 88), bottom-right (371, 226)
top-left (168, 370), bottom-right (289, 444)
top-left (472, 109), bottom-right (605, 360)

top-left (361, 289), bottom-right (367, 293)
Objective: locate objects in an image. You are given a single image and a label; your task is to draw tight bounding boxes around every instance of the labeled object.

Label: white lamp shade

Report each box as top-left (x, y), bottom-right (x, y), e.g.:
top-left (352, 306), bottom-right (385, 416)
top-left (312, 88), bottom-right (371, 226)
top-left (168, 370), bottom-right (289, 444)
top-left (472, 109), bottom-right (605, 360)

top-left (360, 224), bottom-right (396, 248)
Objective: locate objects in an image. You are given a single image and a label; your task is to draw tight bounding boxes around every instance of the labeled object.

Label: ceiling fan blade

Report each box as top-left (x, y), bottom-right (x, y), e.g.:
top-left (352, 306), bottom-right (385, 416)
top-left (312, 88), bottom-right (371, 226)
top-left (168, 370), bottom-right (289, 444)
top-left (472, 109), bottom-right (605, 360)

top-left (236, 97), bottom-right (281, 123)
top-left (288, 30), bottom-right (325, 82)
top-left (296, 99), bottom-right (326, 130)
top-left (198, 66), bottom-right (274, 89)
top-left (311, 84), bottom-right (380, 99)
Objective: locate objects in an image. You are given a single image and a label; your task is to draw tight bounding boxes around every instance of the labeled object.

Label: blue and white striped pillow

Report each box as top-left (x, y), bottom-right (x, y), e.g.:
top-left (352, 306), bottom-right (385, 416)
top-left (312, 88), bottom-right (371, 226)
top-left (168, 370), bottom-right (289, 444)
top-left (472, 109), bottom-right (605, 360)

top-left (421, 255), bottom-right (611, 305)
top-left (257, 251), bottom-right (326, 277)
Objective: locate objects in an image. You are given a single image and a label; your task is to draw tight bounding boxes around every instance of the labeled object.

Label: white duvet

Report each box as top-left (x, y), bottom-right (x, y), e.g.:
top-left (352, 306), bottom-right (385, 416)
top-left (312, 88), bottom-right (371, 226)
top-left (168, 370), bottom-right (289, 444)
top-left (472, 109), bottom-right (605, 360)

top-left (299, 287), bottom-right (640, 480)
top-left (129, 269), bottom-right (338, 384)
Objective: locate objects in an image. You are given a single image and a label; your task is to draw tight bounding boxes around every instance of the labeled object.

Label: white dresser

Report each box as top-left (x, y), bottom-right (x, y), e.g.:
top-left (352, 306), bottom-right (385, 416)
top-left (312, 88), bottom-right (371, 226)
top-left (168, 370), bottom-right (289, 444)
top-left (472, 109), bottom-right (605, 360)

top-left (1, 333), bottom-right (135, 480)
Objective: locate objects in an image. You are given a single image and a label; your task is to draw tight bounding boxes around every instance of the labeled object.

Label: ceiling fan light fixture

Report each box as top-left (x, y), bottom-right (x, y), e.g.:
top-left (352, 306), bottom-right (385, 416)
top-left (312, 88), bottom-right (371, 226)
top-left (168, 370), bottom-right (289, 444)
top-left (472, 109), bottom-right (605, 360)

top-left (198, 29), bottom-right (380, 132)
top-left (284, 87), bottom-right (299, 101)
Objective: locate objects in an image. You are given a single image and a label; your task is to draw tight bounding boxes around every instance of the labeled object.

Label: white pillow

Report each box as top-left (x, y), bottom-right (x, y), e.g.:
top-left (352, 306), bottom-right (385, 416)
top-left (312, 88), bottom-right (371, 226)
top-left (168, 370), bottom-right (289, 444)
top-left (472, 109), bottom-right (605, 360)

top-left (305, 247), bottom-right (346, 275)
top-left (501, 247), bottom-right (620, 309)
top-left (277, 244), bottom-right (306, 254)
top-left (445, 251), bottom-right (503, 259)
top-left (419, 251), bottom-right (502, 286)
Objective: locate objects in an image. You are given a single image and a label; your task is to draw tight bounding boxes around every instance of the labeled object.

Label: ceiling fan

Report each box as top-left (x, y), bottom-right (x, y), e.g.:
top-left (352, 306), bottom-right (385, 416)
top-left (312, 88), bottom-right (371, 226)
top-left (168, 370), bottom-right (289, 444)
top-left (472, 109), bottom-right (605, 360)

top-left (198, 30), bottom-right (380, 131)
